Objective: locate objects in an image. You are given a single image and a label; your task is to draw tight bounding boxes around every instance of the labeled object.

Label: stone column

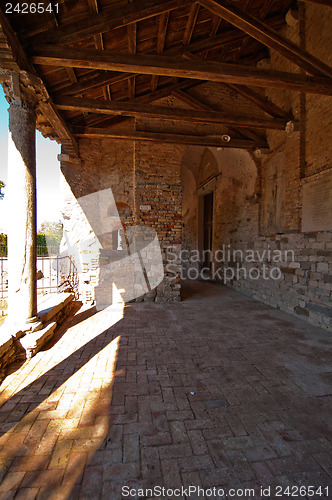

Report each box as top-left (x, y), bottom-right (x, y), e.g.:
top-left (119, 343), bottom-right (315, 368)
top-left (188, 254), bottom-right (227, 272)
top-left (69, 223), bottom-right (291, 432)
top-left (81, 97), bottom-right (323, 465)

top-left (7, 97), bottom-right (41, 329)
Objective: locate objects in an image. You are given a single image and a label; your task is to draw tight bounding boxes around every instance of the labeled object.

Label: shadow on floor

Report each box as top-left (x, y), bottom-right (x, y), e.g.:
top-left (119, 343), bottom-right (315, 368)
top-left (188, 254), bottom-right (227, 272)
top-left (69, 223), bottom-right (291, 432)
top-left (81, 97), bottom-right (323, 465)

top-left (0, 281), bottom-right (331, 498)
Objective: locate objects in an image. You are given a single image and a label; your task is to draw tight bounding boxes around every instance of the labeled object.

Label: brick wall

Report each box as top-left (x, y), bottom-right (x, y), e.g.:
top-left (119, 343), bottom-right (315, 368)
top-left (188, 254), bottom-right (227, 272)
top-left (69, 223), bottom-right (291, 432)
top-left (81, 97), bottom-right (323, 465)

top-left (60, 136), bottom-right (184, 305)
top-left (181, 3), bottom-right (332, 330)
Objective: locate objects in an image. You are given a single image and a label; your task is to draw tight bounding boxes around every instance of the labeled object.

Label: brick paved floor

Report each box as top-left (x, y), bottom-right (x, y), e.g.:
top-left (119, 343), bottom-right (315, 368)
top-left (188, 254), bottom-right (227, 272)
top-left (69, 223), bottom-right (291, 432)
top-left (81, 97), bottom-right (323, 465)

top-left (0, 280), bottom-right (331, 499)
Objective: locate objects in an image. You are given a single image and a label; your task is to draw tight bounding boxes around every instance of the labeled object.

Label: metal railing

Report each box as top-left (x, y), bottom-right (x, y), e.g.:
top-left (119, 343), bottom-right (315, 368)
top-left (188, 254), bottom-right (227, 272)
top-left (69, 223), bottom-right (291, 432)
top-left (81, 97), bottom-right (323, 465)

top-left (0, 256), bottom-right (7, 299)
top-left (0, 253), bottom-right (79, 300)
top-left (37, 254), bottom-right (79, 297)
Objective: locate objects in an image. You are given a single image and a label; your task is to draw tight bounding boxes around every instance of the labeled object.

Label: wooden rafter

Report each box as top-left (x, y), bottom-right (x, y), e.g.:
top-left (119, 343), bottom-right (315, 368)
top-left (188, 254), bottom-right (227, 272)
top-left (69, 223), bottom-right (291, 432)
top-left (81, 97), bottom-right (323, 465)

top-left (179, 15), bottom-right (284, 56)
top-left (172, 2), bottom-right (200, 84)
top-left (151, 12), bottom-right (169, 91)
top-left (55, 95), bottom-right (287, 130)
top-left (30, 46), bottom-right (332, 95)
top-left (257, 0), bottom-right (275, 21)
top-left (183, 3), bottom-right (200, 46)
top-left (48, 1), bottom-right (78, 85)
top-left (222, 83), bottom-right (293, 120)
top-left (72, 126), bottom-right (265, 149)
top-left (184, 50), bottom-right (294, 120)
top-left (210, 15), bottom-right (221, 37)
top-left (48, 14), bottom-right (283, 97)
top-left (127, 22), bottom-right (137, 99)
top-left (68, 78), bottom-right (200, 128)
top-left (198, 0), bottom-right (332, 78)
top-left (26, 0), bottom-right (192, 45)
top-left (87, 0), bottom-right (110, 100)
top-left (56, 72), bottom-right (134, 96)
top-left (172, 88), bottom-right (267, 145)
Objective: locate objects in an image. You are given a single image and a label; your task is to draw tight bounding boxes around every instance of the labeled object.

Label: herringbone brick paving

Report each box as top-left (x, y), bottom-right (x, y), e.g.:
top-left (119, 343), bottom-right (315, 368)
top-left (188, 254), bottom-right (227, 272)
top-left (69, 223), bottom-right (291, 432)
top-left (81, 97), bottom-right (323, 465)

top-left (0, 281), bottom-right (331, 499)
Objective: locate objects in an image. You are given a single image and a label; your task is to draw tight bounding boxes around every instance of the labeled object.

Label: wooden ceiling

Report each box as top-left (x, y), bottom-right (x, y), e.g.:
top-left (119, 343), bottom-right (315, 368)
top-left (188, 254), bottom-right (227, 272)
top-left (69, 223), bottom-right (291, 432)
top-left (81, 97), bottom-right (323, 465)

top-left (1, 0), bottom-right (332, 156)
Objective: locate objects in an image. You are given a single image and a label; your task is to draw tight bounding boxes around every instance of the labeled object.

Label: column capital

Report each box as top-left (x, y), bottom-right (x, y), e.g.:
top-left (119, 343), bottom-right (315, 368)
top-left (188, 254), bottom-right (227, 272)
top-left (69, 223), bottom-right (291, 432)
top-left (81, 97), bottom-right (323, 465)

top-left (2, 70), bottom-right (48, 111)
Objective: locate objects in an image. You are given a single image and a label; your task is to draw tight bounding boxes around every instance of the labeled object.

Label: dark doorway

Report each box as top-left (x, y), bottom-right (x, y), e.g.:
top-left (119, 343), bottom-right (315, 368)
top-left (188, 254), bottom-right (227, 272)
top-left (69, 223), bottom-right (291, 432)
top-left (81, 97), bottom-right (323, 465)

top-left (202, 191), bottom-right (214, 269)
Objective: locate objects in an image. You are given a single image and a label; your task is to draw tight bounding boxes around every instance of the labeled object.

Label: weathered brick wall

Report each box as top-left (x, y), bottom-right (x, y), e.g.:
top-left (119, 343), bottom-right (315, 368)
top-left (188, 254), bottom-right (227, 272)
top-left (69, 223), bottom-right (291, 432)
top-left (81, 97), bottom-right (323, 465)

top-left (181, 4), bottom-right (332, 330)
top-left (134, 141), bottom-right (184, 302)
top-left (244, 3), bottom-right (332, 330)
top-left (61, 134), bottom-right (183, 305)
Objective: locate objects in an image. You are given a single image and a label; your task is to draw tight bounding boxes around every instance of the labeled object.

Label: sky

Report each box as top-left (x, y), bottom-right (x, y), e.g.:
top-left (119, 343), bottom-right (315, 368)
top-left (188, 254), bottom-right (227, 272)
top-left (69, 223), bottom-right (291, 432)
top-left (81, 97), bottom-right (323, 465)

top-left (0, 86), bottom-right (61, 233)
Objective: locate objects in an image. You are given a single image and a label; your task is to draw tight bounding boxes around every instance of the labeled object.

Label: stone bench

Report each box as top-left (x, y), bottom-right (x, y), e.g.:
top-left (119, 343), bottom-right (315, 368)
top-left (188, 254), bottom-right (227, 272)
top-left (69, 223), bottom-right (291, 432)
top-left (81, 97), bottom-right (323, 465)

top-left (0, 292), bottom-right (75, 381)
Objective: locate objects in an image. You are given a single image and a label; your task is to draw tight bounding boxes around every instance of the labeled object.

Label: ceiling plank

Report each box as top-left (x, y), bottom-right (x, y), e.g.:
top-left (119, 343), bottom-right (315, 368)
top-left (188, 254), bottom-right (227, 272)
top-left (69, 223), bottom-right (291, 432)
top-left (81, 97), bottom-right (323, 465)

top-left (151, 12), bottom-right (169, 91)
top-left (30, 46), bottom-right (332, 95)
top-left (55, 95), bottom-right (287, 129)
top-left (72, 126), bottom-right (266, 149)
top-left (198, 0), bottom-right (332, 78)
top-left (26, 0), bottom-right (192, 45)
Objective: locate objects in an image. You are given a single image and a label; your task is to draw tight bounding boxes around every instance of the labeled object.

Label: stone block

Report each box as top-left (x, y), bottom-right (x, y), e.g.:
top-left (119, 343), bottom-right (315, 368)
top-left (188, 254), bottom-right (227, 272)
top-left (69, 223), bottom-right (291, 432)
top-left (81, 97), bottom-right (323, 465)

top-left (38, 293), bottom-right (74, 323)
top-left (19, 322), bottom-right (57, 359)
top-left (317, 262), bottom-right (329, 273)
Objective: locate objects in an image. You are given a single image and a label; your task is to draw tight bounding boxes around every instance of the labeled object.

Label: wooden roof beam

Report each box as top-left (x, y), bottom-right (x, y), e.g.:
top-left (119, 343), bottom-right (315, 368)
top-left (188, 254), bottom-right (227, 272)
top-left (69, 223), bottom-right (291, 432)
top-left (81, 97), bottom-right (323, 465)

top-left (72, 126), bottom-right (266, 150)
top-left (50, 15), bottom-right (283, 96)
top-left (87, 0), bottom-right (110, 99)
top-left (127, 22), bottom-right (137, 99)
top-left (48, 0), bottom-right (78, 85)
top-left (26, 0), bottom-right (192, 45)
top-left (30, 46), bottom-right (332, 95)
top-left (183, 3), bottom-right (200, 46)
top-left (68, 79), bottom-right (200, 128)
top-left (151, 12), bottom-right (170, 91)
top-left (172, 88), bottom-right (268, 146)
top-left (180, 14), bottom-right (284, 55)
top-left (198, 0), bottom-right (332, 78)
top-left (55, 95), bottom-right (287, 130)
top-left (184, 50), bottom-right (294, 120)
top-left (56, 72), bottom-right (134, 96)
top-left (76, 80), bottom-right (201, 127)
top-left (172, 2), bottom-right (200, 84)
top-left (222, 82), bottom-right (293, 120)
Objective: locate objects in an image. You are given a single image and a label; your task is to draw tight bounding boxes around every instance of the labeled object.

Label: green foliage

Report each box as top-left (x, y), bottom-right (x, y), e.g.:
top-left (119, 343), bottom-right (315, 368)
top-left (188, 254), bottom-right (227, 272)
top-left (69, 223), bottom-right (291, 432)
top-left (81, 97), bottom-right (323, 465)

top-left (37, 233), bottom-right (47, 246)
top-left (39, 221), bottom-right (63, 247)
top-left (0, 181), bottom-right (5, 189)
top-left (0, 233), bottom-right (6, 255)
